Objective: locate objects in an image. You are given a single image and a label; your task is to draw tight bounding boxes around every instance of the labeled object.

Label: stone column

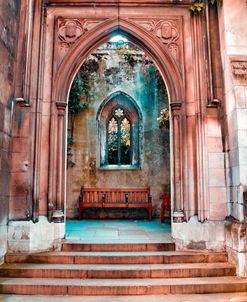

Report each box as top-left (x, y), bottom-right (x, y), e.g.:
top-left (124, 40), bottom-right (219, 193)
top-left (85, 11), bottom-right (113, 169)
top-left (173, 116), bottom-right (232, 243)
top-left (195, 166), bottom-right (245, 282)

top-left (171, 102), bottom-right (184, 223)
top-left (53, 101), bottom-right (67, 223)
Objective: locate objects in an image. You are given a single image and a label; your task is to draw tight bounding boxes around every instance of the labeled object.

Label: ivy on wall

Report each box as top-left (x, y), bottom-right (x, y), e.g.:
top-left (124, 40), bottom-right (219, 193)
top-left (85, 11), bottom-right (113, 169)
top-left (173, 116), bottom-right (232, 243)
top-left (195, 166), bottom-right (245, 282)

top-left (68, 74), bottom-right (89, 146)
top-left (69, 76), bottom-right (89, 114)
top-left (67, 60), bottom-right (99, 167)
top-left (157, 108), bottom-right (169, 129)
top-left (190, 0), bottom-right (222, 14)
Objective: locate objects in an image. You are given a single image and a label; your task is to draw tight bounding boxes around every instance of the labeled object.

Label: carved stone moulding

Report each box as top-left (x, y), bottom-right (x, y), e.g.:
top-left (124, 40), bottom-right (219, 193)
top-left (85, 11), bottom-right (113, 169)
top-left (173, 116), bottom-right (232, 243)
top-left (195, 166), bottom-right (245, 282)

top-left (55, 17), bottom-right (109, 67)
top-left (230, 56), bottom-right (247, 85)
top-left (55, 16), bottom-right (183, 71)
top-left (127, 17), bottom-right (183, 67)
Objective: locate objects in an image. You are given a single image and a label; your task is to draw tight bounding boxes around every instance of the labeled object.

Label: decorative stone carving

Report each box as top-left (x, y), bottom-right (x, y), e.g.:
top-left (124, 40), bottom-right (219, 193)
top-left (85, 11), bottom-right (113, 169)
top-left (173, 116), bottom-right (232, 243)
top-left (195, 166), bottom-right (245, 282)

top-left (58, 19), bottom-right (85, 46)
top-left (153, 20), bottom-right (179, 45)
top-left (231, 58), bottom-right (247, 85)
top-left (127, 18), bottom-right (182, 65)
top-left (55, 18), bottom-right (108, 67)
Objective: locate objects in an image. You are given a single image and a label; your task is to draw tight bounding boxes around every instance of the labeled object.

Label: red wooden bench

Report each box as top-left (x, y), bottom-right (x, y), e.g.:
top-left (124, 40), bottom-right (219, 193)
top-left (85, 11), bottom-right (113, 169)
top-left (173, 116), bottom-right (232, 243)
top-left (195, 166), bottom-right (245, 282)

top-left (79, 187), bottom-right (152, 220)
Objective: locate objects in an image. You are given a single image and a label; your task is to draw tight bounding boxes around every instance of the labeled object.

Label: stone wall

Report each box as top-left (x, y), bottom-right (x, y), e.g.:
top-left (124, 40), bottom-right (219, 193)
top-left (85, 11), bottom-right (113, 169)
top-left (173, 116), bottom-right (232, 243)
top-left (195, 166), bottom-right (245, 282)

top-left (218, 0), bottom-right (247, 276)
top-left (0, 1), bottom-right (20, 262)
top-left (67, 42), bottom-right (170, 218)
top-left (218, 0), bottom-right (247, 221)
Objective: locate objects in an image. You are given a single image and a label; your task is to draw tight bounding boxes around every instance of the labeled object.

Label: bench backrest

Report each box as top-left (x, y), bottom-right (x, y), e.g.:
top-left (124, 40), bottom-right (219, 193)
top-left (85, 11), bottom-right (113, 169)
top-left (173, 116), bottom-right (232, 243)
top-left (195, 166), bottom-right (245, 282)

top-left (80, 187), bottom-right (151, 203)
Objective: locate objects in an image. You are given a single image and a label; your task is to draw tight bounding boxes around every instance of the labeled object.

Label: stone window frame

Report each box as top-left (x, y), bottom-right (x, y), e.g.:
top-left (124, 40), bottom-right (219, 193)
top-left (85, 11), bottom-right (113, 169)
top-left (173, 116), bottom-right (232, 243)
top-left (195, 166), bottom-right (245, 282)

top-left (97, 91), bottom-right (142, 170)
top-left (106, 106), bottom-right (133, 166)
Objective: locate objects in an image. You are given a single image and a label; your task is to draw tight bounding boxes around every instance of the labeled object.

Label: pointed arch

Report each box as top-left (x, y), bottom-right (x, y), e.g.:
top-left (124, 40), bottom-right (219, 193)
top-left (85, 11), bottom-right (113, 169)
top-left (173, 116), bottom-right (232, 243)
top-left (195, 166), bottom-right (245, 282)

top-left (97, 91), bottom-right (142, 168)
top-left (96, 90), bottom-right (142, 122)
top-left (53, 18), bottom-right (184, 105)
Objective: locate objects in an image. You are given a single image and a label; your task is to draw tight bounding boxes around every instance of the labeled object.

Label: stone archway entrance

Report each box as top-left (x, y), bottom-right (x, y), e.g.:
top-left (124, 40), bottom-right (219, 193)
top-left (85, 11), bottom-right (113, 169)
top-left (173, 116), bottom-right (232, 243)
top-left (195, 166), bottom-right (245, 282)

top-left (66, 36), bottom-right (171, 221)
top-left (8, 1), bottom-right (227, 253)
top-left (50, 19), bottom-right (186, 227)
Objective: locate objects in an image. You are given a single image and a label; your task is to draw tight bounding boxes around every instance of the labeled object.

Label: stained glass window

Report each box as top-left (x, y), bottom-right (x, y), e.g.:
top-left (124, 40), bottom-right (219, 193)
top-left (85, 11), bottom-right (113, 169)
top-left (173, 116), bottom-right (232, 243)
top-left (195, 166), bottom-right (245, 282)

top-left (107, 108), bottom-right (131, 165)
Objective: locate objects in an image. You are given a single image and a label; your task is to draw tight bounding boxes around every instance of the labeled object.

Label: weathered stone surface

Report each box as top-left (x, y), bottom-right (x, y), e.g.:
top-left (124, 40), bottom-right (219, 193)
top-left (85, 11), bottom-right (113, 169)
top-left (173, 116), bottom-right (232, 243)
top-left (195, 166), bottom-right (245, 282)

top-left (8, 217), bottom-right (65, 253)
top-left (0, 0), bottom-right (20, 261)
top-left (226, 221), bottom-right (247, 277)
top-left (173, 217), bottom-right (226, 251)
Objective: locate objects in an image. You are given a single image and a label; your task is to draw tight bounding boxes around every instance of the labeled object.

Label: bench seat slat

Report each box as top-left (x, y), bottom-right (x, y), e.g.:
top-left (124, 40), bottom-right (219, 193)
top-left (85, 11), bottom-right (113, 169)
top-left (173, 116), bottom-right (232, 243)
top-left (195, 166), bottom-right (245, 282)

top-left (79, 187), bottom-right (152, 220)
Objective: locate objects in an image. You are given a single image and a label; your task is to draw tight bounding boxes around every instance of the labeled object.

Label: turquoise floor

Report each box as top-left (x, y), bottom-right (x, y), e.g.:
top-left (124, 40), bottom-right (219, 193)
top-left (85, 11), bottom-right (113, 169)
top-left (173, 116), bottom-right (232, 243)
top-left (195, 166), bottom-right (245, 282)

top-left (65, 219), bottom-right (172, 243)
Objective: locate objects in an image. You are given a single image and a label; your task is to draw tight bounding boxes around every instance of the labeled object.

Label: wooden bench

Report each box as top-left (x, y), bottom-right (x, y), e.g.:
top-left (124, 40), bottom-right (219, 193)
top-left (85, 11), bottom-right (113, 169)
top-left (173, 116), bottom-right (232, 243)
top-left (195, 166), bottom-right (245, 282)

top-left (79, 187), bottom-right (152, 220)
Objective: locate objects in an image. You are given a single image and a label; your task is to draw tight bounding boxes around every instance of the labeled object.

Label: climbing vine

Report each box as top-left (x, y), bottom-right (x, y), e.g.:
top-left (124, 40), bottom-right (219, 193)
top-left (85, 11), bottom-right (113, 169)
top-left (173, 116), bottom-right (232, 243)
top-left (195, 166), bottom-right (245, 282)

top-left (68, 75), bottom-right (89, 114)
top-left (190, 0), bottom-right (222, 14)
top-left (157, 108), bottom-right (169, 129)
top-left (68, 74), bottom-right (89, 150)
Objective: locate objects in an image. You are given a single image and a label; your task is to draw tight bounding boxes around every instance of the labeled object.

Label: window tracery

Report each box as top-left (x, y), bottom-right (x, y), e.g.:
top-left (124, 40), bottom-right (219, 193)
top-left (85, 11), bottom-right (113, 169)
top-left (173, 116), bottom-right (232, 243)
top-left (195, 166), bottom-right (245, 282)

top-left (97, 92), bottom-right (141, 169)
top-left (107, 109), bottom-right (131, 165)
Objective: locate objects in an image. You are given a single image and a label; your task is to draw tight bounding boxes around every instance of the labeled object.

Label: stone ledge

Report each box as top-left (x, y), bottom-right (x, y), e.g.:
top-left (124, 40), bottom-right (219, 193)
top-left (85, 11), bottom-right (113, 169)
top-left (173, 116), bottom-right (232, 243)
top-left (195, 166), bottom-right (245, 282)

top-left (7, 216), bottom-right (65, 253)
top-left (172, 217), bottom-right (226, 251)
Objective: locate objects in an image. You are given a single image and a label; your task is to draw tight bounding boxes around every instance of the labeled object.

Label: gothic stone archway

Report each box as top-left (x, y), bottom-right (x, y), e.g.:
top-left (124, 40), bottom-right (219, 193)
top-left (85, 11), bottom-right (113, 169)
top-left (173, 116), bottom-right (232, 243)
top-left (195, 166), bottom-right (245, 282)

top-left (50, 18), bottom-right (186, 223)
top-left (45, 3), bottom-right (209, 225)
top-left (9, 1), bottom-right (227, 253)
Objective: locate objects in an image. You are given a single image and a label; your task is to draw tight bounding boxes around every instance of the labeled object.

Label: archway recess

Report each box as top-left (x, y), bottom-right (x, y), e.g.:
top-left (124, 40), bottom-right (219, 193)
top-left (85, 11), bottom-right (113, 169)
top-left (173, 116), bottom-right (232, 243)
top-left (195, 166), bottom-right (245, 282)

top-left (49, 17), bottom-right (185, 225)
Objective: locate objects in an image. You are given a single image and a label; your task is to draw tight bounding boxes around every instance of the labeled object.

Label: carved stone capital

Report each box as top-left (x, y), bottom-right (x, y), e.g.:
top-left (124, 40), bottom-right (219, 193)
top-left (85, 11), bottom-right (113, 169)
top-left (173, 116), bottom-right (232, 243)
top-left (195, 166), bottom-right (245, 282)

top-left (170, 102), bottom-right (182, 111)
top-left (56, 101), bottom-right (67, 116)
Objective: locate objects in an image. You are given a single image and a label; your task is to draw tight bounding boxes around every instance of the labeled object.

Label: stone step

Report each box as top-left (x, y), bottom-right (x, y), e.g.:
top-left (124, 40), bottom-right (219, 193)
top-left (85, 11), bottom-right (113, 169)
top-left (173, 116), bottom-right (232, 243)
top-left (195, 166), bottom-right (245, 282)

top-left (6, 251), bottom-right (228, 265)
top-left (1, 293), bottom-right (247, 302)
top-left (0, 262), bottom-right (235, 279)
top-left (61, 242), bottom-right (175, 252)
top-left (0, 276), bottom-right (246, 295)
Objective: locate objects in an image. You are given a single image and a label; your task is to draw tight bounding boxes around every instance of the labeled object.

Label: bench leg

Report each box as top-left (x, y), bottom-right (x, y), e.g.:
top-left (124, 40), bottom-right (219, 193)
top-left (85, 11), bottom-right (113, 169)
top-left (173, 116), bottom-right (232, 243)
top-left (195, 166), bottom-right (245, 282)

top-left (79, 207), bottom-right (83, 220)
top-left (148, 206), bottom-right (152, 220)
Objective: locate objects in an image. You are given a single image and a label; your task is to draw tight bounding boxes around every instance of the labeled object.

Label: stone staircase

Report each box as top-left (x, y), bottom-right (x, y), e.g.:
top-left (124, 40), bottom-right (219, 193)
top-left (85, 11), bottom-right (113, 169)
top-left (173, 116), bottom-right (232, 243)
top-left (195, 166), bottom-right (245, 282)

top-left (0, 242), bottom-right (247, 296)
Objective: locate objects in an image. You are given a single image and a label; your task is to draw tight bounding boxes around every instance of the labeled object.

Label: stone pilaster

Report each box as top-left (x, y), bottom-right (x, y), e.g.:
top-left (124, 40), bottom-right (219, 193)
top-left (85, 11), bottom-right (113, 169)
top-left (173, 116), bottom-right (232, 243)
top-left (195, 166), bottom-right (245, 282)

top-left (171, 102), bottom-right (184, 223)
top-left (53, 101), bottom-right (67, 223)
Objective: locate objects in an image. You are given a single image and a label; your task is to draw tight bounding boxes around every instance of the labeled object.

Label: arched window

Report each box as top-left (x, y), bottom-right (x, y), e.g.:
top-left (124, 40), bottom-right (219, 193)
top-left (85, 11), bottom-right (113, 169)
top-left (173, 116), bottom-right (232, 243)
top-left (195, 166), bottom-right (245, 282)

top-left (97, 91), bottom-right (141, 168)
top-left (107, 108), bottom-right (131, 165)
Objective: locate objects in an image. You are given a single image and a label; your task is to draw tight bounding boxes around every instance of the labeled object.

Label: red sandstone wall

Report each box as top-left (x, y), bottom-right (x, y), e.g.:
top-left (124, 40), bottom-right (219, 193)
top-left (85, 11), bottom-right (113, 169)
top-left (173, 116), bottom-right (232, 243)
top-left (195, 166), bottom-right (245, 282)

top-left (0, 1), bottom-right (20, 260)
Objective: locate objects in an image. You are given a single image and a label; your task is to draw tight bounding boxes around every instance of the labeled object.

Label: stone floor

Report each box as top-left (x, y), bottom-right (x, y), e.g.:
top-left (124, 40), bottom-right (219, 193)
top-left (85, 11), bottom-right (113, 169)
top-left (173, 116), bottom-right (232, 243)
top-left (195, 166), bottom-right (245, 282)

top-left (65, 219), bottom-right (172, 243)
top-left (0, 293), bottom-right (247, 301)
